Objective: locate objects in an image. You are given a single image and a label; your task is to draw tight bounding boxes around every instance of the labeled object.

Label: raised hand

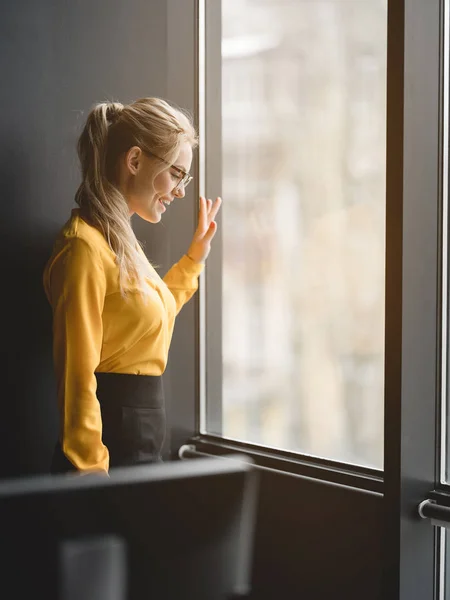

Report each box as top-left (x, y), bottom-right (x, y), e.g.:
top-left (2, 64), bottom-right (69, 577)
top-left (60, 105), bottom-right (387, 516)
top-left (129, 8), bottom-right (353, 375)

top-left (187, 196), bottom-right (222, 264)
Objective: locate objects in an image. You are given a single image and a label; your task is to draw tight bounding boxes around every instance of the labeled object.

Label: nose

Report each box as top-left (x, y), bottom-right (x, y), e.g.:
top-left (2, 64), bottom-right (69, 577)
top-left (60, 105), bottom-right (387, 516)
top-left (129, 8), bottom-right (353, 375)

top-left (174, 183), bottom-right (186, 199)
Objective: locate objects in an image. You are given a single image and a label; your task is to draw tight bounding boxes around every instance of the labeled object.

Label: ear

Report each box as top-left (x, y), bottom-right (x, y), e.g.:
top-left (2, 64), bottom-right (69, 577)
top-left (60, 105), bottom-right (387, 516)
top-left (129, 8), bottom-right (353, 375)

top-left (125, 146), bottom-right (142, 175)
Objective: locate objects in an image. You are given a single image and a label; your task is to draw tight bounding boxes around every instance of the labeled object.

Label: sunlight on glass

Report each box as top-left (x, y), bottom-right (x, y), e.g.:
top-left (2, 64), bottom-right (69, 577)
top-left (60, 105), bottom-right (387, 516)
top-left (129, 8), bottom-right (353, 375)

top-left (219, 0), bottom-right (387, 469)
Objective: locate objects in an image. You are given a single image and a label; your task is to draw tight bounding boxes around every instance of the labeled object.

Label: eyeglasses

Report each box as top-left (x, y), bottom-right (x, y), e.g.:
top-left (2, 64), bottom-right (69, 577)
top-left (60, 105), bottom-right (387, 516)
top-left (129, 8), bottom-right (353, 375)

top-left (143, 150), bottom-right (193, 190)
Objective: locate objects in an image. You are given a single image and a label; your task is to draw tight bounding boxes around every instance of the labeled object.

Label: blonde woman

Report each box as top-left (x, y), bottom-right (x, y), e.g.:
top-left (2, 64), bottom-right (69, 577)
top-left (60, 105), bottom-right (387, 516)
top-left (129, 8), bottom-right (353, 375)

top-left (43, 97), bottom-right (221, 475)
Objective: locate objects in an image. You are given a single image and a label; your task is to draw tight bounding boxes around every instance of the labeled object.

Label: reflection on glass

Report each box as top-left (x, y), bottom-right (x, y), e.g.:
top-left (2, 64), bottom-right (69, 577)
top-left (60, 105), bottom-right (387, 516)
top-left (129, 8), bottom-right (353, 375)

top-left (218, 0), bottom-right (387, 468)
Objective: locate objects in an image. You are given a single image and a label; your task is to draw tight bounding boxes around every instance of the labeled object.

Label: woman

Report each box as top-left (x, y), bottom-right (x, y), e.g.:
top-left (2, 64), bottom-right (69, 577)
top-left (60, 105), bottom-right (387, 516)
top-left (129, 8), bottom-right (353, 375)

top-left (43, 97), bottom-right (221, 475)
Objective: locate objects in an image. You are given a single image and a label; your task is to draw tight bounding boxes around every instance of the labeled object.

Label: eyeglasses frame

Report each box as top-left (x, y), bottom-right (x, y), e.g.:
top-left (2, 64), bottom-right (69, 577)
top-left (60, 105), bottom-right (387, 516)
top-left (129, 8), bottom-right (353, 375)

top-left (142, 149), bottom-right (193, 190)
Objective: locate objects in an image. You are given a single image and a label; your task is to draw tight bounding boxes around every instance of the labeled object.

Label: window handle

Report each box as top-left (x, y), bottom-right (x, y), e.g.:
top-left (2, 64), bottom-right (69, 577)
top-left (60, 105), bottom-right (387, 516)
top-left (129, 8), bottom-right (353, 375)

top-left (418, 499), bottom-right (450, 529)
top-left (178, 443), bottom-right (210, 459)
top-left (178, 444), bottom-right (255, 466)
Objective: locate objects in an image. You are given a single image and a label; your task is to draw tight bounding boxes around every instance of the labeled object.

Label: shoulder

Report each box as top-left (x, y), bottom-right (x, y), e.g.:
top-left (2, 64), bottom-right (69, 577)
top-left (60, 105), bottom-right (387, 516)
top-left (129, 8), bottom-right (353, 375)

top-left (43, 212), bottom-right (111, 300)
top-left (66, 209), bottom-right (109, 251)
top-left (44, 210), bottom-right (112, 283)
top-left (52, 209), bottom-right (112, 261)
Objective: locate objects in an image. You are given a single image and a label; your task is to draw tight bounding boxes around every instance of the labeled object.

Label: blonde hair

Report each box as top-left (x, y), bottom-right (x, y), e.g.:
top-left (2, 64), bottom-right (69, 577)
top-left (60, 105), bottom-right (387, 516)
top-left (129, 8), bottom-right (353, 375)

top-left (74, 97), bottom-right (198, 296)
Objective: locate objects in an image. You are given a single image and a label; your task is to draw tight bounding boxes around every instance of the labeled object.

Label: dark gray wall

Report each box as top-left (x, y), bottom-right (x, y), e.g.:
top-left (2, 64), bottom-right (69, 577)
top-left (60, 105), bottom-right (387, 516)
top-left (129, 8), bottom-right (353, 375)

top-left (0, 0), bottom-right (171, 477)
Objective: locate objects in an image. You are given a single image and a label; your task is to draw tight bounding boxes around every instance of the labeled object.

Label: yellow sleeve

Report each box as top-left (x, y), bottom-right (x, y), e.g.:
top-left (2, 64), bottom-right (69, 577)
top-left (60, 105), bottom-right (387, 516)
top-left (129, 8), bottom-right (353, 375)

top-left (46, 237), bottom-right (109, 473)
top-left (163, 254), bottom-right (204, 314)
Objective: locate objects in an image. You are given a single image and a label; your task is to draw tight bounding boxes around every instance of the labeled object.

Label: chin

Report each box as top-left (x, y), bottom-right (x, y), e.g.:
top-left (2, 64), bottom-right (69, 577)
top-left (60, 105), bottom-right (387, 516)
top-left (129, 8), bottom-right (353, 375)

top-left (138, 213), bottom-right (161, 224)
top-left (133, 206), bottom-right (162, 224)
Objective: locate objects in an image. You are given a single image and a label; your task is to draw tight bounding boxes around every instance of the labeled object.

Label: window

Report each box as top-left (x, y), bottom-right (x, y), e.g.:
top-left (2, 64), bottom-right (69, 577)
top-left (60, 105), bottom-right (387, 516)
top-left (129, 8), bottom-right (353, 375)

top-left (204, 0), bottom-right (387, 470)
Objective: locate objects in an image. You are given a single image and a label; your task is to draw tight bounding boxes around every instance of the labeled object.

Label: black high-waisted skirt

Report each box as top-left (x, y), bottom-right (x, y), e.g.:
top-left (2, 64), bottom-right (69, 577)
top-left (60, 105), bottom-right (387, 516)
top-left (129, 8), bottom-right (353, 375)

top-left (50, 372), bottom-right (165, 474)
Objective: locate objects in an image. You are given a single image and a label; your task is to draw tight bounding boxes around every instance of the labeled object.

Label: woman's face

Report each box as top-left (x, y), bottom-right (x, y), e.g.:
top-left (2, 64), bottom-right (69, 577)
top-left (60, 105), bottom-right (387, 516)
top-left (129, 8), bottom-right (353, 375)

top-left (121, 141), bottom-right (193, 223)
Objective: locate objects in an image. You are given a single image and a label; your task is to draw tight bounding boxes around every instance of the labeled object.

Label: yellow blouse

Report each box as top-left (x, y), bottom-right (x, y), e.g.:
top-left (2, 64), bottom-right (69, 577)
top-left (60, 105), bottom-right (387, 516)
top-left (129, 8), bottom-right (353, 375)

top-left (43, 209), bottom-right (204, 473)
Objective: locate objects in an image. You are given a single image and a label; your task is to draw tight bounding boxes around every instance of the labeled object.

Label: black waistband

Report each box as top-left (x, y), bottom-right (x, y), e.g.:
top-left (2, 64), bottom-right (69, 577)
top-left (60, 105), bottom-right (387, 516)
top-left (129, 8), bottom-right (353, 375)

top-left (94, 372), bottom-right (164, 409)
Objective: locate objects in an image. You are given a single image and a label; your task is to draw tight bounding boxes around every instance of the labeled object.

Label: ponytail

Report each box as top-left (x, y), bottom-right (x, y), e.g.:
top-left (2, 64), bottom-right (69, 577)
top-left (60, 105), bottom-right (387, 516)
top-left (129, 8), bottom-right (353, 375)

top-left (75, 102), bottom-right (155, 296)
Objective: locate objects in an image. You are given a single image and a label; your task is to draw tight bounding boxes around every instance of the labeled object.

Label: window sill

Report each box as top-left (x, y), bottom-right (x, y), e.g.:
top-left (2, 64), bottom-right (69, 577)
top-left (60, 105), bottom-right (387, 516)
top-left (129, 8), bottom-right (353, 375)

top-left (180, 434), bottom-right (383, 494)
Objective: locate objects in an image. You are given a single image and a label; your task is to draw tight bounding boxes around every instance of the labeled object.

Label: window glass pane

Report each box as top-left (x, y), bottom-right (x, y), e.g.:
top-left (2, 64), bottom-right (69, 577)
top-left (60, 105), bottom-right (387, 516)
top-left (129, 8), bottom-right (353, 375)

top-left (213, 0), bottom-right (387, 469)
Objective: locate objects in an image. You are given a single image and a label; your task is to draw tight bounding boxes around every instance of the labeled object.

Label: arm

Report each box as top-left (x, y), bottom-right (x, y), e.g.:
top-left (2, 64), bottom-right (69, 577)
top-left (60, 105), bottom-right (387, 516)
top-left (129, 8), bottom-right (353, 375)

top-left (46, 237), bottom-right (109, 474)
top-left (163, 254), bottom-right (204, 314)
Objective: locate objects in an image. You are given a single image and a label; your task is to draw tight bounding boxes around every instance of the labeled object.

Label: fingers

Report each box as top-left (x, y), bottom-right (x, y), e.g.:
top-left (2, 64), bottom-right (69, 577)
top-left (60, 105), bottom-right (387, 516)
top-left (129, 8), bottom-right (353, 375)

top-left (203, 219), bottom-right (218, 244)
top-left (207, 197), bottom-right (222, 223)
top-left (197, 196), bottom-right (222, 238)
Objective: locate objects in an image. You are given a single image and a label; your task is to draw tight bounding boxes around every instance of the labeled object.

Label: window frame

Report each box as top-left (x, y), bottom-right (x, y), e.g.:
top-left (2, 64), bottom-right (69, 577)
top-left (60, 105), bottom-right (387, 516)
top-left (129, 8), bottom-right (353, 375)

top-left (167, 0), bottom-right (450, 594)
